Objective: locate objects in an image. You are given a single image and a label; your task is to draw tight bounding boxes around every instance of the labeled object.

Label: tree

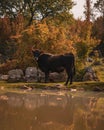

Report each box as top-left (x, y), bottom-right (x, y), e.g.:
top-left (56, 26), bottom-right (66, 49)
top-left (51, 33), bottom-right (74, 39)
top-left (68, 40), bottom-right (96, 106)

top-left (94, 0), bottom-right (104, 39)
top-left (22, 0), bottom-right (74, 26)
top-left (94, 0), bottom-right (104, 56)
top-left (94, 0), bottom-right (104, 18)
top-left (92, 16), bottom-right (103, 40)
top-left (0, 0), bottom-right (24, 18)
top-left (0, 0), bottom-right (74, 26)
top-left (84, 0), bottom-right (92, 22)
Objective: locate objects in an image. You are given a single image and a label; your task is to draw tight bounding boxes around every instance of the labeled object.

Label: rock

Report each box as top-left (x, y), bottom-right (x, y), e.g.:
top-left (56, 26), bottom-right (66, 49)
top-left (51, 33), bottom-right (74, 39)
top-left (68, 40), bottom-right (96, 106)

top-left (25, 67), bottom-right (37, 82)
top-left (49, 72), bottom-right (66, 82)
top-left (83, 72), bottom-right (93, 81)
top-left (8, 69), bottom-right (24, 82)
top-left (0, 75), bottom-right (9, 80)
top-left (6, 67), bottom-right (68, 83)
top-left (85, 67), bottom-right (94, 73)
top-left (25, 67), bottom-right (44, 82)
top-left (83, 67), bottom-right (99, 81)
top-left (25, 67), bottom-right (66, 83)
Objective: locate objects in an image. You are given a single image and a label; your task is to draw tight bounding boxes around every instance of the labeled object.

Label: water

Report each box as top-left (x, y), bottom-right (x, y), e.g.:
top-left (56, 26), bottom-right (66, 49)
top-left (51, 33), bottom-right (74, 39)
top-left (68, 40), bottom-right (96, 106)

top-left (0, 90), bottom-right (104, 130)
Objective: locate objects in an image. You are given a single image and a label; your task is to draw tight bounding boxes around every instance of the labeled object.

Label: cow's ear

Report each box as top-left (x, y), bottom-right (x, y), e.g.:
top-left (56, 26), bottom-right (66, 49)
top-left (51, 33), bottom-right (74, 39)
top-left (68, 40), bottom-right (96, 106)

top-left (31, 45), bottom-right (36, 52)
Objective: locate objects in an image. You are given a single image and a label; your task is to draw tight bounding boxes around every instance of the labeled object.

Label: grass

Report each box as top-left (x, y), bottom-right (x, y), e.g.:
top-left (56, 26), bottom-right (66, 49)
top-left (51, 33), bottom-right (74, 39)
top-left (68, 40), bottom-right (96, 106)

top-left (0, 80), bottom-right (104, 93)
top-left (71, 81), bottom-right (104, 91)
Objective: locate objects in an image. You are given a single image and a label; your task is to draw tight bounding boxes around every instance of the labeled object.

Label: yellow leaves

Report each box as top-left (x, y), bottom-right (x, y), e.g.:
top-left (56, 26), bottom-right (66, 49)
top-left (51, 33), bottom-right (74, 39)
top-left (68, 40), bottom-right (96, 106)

top-left (16, 20), bottom-right (77, 67)
top-left (22, 25), bottom-right (35, 35)
top-left (37, 22), bottom-right (75, 54)
top-left (34, 22), bottom-right (49, 42)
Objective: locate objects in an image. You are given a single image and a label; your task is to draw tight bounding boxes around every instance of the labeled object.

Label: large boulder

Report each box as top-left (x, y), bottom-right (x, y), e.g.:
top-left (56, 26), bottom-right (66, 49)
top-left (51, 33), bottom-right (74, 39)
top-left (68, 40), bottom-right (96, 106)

top-left (8, 69), bottom-right (24, 82)
top-left (49, 72), bottom-right (66, 82)
top-left (83, 67), bottom-right (99, 81)
top-left (25, 67), bottom-right (44, 82)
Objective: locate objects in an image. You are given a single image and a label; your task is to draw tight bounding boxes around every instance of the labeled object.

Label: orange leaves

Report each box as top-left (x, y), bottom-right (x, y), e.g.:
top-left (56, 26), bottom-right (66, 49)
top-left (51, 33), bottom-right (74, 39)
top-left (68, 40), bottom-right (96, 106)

top-left (14, 18), bottom-right (100, 69)
top-left (0, 17), bottom-right (11, 41)
top-left (0, 14), bottom-right (25, 43)
top-left (35, 22), bottom-right (49, 42)
top-left (15, 20), bottom-right (76, 67)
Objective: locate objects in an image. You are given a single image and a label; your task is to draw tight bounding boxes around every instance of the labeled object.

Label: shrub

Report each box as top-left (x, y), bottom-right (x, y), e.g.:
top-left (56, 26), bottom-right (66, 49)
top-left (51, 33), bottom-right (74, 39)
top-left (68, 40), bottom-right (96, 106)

top-left (75, 41), bottom-right (89, 60)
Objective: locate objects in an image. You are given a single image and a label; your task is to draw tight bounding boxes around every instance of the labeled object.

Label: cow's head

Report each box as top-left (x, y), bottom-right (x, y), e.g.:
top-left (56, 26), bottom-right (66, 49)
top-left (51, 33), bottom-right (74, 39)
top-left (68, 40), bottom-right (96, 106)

top-left (32, 49), bottom-right (43, 61)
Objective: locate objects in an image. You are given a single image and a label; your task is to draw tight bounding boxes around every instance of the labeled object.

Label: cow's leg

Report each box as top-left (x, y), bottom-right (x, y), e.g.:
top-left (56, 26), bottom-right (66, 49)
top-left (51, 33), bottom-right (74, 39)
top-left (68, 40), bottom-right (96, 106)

top-left (65, 75), bottom-right (70, 86)
top-left (65, 68), bottom-right (73, 86)
top-left (69, 65), bottom-right (75, 84)
top-left (69, 71), bottom-right (73, 84)
top-left (45, 72), bottom-right (49, 83)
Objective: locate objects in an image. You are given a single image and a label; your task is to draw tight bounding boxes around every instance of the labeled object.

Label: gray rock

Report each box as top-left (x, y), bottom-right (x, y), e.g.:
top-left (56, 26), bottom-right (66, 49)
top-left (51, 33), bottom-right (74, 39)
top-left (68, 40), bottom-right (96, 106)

top-left (25, 67), bottom-right (37, 78)
top-left (8, 69), bottom-right (24, 82)
top-left (83, 67), bottom-right (99, 81)
top-left (0, 75), bottom-right (9, 80)
top-left (6, 67), bottom-right (68, 83)
top-left (49, 72), bottom-right (66, 82)
top-left (25, 67), bottom-right (44, 82)
top-left (25, 67), bottom-right (66, 83)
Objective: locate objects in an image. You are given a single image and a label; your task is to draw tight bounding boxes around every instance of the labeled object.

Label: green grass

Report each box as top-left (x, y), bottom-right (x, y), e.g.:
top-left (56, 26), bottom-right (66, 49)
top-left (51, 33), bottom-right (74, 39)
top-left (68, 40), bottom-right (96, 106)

top-left (71, 81), bottom-right (104, 91)
top-left (0, 81), bottom-right (59, 88)
top-left (0, 80), bottom-right (104, 93)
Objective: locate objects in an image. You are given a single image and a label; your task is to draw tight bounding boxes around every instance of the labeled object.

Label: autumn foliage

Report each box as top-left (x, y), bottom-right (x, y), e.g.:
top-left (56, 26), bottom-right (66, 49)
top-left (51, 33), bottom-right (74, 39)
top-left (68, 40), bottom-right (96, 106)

top-left (0, 15), bottom-right (101, 73)
top-left (0, 0), bottom-right (103, 74)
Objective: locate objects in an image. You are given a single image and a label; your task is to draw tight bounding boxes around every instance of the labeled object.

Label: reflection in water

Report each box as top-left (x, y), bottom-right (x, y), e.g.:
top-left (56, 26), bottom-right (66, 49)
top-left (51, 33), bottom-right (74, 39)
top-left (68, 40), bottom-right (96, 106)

top-left (0, 91), bottom-right (104, 130)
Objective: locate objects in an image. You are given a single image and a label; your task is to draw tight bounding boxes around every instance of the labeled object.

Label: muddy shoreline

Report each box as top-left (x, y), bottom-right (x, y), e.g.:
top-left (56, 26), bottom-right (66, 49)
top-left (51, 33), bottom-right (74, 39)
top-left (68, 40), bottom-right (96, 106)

top-left (0, 81), bottom-right (104, 93)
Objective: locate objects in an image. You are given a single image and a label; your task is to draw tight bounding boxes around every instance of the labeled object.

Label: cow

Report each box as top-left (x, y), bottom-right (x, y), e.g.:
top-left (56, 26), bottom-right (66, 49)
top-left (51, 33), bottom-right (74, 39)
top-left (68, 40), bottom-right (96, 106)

top-left (32, 49), bottom-right (75, 86)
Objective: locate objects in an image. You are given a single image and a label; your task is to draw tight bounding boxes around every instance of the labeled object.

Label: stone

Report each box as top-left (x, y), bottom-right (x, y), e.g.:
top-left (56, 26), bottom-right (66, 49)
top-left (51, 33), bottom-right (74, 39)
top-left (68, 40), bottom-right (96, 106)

top-left (25, 67), bottom-right (66, 83)
top-left (8, 69), bottom-right (24, 82)
top-left (83, 67), bottom-right (99, 81)
top-left (49, 72), bottom-right (66, 82)
top-left (0, 75), bottom-right (9, 80)
top-left (25, 67), bottom-right (44, 82)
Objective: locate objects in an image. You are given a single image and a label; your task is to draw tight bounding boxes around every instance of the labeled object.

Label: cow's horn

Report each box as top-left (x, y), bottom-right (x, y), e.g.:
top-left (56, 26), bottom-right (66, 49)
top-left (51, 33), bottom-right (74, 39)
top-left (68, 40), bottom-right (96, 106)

top-left (32, 45), bottom-right (36, 52)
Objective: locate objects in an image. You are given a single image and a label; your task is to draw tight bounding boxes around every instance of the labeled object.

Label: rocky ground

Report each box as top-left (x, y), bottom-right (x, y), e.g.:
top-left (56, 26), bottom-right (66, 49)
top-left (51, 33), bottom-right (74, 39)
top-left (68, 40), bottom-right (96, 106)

top-left (0, 59), bottom-right (104, 92)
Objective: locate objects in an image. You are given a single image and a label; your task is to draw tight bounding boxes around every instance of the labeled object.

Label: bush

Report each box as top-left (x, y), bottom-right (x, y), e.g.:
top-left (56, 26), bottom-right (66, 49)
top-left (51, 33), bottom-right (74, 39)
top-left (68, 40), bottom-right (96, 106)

top-left (75, 41), bottom-right (89, 60)
top-left (0, 60), bottom-right (18, 74)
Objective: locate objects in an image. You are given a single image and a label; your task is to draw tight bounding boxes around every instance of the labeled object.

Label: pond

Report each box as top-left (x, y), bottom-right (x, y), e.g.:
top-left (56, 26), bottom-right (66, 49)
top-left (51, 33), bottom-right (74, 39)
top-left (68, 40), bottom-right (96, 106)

top-left (0, 90), bottom-right (104, 130)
